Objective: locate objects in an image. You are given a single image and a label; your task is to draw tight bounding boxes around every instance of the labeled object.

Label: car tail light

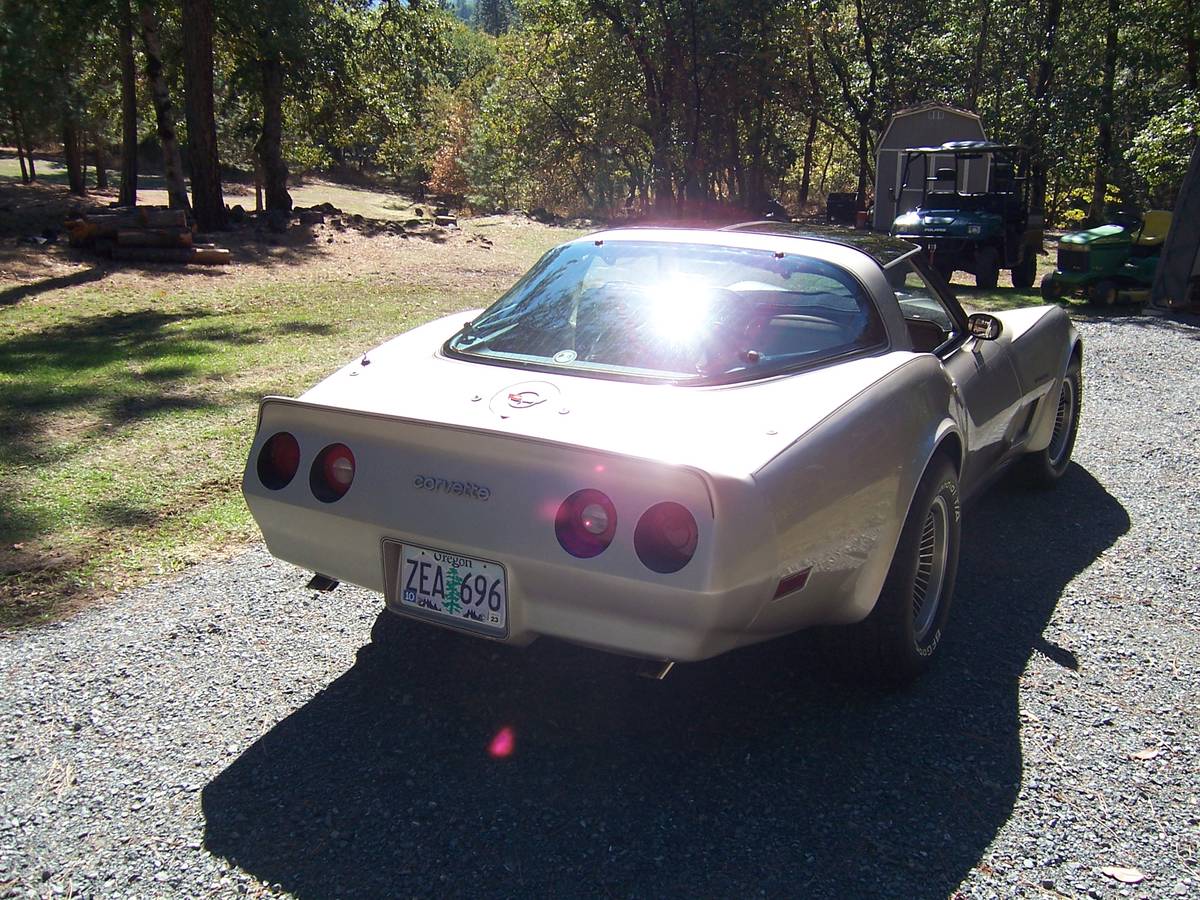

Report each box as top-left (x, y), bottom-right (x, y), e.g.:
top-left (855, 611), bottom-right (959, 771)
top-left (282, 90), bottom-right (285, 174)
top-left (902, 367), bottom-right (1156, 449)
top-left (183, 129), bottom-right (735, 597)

top-left (310, 443), bottom-right (355, 503)
top-left (257, 432), bottom-right (300, 490)
top-left (555, 489), bottom-right (617, 558)
top-left (635, 502), bottom-right (698, 574)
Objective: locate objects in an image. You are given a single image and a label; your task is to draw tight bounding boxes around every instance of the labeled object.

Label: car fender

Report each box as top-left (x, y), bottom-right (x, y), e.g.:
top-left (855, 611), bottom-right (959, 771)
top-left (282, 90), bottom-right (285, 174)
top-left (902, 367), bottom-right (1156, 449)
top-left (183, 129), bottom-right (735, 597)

top-left (748, 354), bottom-right (959, 634)
top-left (996, 306), bottom-right (1081, 453)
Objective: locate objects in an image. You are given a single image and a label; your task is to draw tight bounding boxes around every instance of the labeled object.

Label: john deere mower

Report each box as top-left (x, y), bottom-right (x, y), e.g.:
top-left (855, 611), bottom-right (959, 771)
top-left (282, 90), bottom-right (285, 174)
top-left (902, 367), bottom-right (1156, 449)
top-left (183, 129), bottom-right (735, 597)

top-left (1040, 210), bottom-right (1173, 305)
top-left (890, 141), bottom-right (1042, 289)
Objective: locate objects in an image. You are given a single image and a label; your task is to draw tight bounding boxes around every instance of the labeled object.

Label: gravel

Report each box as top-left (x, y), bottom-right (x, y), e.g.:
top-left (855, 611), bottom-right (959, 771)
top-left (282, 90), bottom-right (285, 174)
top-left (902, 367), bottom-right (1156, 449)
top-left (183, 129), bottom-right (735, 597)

top-left (2, 310), bottom-right (1199, 899)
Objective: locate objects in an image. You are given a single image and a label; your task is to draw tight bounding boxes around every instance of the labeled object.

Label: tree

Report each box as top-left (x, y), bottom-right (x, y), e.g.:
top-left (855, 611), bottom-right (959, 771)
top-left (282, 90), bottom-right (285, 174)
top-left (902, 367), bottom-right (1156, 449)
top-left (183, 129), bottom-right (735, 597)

top-left (182, 0), bottom-right (226, 229)
top-left (117, 0), bottom-right (139, 205)
top-left (139, 1), bottom-right (191, 210)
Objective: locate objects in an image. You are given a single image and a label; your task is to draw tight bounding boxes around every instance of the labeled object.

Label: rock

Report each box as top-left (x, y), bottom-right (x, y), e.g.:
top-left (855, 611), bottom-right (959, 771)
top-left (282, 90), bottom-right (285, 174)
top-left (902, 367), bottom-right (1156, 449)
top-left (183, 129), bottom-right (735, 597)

top-left (297, 210), bottom-right (325, 226)
top-left (434, 215), bottom-right (457, 228)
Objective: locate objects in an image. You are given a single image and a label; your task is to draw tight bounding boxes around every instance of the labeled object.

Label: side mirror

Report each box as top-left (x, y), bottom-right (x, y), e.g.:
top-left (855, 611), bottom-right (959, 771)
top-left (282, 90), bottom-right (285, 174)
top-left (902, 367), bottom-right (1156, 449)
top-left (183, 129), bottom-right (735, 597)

top-left (967, 313), bottom-right (1002, 340)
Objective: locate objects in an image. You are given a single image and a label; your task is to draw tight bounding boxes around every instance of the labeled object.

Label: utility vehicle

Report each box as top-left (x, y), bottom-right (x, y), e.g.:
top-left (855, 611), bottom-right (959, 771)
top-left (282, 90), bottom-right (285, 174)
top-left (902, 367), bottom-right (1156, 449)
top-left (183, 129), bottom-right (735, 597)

top-left (890, 141), bottom-right (1042, 289)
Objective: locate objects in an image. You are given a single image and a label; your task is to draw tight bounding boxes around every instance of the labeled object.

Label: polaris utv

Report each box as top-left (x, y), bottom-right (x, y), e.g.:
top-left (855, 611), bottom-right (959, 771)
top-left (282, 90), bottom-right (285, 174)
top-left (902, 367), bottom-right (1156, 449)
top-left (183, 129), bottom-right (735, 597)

top-left (889, 141), bottom-right (1043, 289)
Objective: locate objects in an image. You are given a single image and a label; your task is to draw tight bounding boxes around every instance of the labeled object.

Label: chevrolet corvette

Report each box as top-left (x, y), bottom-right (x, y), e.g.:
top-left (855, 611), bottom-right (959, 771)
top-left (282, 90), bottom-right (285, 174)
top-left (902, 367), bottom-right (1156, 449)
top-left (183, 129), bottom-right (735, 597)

top-left (242, 223), bottom-right (1081, 680)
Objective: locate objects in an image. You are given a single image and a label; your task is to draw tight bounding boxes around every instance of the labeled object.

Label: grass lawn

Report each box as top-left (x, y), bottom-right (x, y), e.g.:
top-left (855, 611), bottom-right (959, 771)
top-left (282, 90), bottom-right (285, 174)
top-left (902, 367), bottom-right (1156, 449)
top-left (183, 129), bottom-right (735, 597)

top-left (1, 170), bottom-right (583, 625)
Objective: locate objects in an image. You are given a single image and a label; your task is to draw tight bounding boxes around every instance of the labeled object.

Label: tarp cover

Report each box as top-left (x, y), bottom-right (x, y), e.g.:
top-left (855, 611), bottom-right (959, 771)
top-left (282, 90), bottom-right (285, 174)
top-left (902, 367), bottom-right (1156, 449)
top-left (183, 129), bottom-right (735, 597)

top-left (1152, 138), bottom-right (1200, 309)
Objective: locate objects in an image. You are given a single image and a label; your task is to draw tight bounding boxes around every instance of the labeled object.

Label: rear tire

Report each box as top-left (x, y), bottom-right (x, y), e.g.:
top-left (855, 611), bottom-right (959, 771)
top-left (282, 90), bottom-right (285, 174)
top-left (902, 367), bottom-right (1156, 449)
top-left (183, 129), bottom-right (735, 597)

top-left (933, 260), bottom-right (955, 284)
top-left (819, 457), bottom-right (961, 683)
top-left (1011, 249), bottom-right (1037, 289)
top-left (1020, 357), bottom-right (1081, 488)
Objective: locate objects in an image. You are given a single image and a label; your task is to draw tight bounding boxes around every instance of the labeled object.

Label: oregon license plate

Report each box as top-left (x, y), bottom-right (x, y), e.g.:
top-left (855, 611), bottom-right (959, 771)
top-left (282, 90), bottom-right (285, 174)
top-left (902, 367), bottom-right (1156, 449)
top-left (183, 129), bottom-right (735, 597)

top-left (394, 543), bottom-right (507, 635)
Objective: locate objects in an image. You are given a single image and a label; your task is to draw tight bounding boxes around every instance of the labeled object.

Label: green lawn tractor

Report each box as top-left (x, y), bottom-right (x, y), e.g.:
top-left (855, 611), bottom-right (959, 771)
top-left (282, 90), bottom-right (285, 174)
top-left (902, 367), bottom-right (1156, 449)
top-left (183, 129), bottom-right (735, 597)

top-left (1040, 210), bottom-right (1173, 305)
top-left (890, 141), bottom-right (1042, 289)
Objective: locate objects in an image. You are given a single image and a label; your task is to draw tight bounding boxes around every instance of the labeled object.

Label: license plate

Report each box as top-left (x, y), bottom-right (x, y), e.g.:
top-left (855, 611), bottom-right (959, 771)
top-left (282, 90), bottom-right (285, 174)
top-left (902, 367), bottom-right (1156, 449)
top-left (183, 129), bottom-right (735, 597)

top-left (392, 543), bottom-right (507, 635)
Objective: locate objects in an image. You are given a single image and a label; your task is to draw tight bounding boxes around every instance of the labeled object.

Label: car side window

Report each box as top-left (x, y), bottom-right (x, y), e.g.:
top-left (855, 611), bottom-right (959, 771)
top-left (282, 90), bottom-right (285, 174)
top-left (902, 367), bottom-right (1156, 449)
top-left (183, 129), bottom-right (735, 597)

top-left (886, 260), bottom-right (962, 351)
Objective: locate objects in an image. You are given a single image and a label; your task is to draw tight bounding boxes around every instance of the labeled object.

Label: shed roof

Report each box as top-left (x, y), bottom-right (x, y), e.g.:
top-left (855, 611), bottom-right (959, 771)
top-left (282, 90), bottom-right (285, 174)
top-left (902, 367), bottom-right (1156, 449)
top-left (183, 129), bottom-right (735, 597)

top-left (890, 102), bottom-right (981, 120)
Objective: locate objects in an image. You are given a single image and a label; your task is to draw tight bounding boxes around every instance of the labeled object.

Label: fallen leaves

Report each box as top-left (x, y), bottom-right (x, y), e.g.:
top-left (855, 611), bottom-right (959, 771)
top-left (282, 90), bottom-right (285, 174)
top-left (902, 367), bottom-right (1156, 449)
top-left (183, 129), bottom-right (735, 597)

top-left (1100, 865), bottom-right (1146, 884)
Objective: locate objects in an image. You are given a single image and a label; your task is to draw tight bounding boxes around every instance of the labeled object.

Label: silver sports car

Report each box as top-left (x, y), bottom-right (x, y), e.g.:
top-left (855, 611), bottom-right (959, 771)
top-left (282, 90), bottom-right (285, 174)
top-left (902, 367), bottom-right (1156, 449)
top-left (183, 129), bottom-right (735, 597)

top-left (243, 223), bottom-right (1081, 680)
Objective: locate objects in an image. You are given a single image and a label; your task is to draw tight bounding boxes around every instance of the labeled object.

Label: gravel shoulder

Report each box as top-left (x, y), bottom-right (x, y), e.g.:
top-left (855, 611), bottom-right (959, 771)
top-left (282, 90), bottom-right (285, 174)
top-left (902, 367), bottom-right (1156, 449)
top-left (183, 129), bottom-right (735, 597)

top-left (2, 311), bottom-right (1199, 899)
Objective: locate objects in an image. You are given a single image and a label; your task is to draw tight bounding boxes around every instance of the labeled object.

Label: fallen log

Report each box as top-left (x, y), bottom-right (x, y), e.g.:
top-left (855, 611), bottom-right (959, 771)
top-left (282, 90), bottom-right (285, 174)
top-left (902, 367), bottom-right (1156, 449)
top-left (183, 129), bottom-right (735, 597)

top-left (191, 246), bottom-right (231, 264)
top-left (116, 228), bottom-right (193, 248)
top-left (111, 245), bottom-right (230, 264)
top-left (140, 208), bottom-right (188, 228)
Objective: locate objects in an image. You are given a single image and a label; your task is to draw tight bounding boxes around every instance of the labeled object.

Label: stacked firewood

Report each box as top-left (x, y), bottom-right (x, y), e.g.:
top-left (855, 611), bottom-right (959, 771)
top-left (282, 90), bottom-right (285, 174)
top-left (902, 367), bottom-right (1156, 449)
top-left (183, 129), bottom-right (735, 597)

top-left (65, 208), bottom-right (231, 264)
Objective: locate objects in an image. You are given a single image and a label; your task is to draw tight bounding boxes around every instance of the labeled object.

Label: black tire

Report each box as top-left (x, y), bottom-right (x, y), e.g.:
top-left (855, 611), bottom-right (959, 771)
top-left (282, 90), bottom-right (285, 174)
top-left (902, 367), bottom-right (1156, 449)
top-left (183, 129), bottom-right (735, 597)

top-left (1040, 272), bottom-right (1065, 302)
top-left (933, 260), bottom-right (955, 284)
top-left (1089, 279), bottom-right (1118, 306)
top-left (1020, 356), bottom-right (1082, 488)
top-left (1011, 249), bottom-right (1037, 289)
top-left (975, 248), bottom-right (1000, 289)
top-left (819, 457), bottom-right (961, 682)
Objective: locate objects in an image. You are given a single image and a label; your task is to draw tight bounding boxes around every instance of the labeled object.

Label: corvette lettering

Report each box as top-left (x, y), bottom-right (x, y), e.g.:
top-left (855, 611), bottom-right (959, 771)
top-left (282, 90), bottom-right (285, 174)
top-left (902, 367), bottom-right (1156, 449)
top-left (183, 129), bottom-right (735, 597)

top-left (413, 475), bottom-right (492, 501)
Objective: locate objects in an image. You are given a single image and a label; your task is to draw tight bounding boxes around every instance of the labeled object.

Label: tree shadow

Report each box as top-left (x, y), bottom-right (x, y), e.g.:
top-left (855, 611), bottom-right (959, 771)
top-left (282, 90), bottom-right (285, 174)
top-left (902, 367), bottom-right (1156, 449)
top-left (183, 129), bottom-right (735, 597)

top-left (202, 465), bottom-right (1127, 898)
top-left (0, 263), bottom-right (109, 306)
top-left (0, 308), bottom-right (254, 472)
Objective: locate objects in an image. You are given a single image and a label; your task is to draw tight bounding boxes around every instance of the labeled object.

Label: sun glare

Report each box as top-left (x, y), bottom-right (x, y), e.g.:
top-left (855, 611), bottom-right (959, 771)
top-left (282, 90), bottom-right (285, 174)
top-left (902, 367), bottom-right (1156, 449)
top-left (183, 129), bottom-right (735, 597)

top-left (647, 278), bottom-right (715, 343)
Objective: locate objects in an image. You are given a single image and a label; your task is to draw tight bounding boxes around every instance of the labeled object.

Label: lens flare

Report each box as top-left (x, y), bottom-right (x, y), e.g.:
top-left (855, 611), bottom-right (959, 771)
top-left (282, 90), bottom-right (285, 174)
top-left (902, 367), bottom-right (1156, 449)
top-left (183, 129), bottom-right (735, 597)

top-left (488, 726), bottom-right (515, 758)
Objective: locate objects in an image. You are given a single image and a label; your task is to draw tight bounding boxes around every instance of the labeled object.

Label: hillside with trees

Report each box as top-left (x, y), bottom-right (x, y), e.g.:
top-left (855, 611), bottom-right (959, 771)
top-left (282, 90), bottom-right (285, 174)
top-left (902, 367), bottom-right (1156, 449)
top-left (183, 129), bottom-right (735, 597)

top-left (1, 0), bottom-right (1195, 226)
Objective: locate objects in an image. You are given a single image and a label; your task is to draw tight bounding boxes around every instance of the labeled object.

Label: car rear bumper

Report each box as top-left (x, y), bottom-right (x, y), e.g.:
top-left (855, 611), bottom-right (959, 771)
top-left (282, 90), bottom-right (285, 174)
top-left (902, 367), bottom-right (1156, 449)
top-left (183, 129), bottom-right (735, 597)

top-left (246, 491), bottom-right (776, 661)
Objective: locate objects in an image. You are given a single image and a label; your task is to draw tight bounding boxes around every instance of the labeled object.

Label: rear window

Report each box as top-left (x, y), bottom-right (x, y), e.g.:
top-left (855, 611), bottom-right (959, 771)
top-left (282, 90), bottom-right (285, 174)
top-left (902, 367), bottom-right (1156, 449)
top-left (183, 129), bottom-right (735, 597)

top-left (446, 240), bottom-right (885, 382)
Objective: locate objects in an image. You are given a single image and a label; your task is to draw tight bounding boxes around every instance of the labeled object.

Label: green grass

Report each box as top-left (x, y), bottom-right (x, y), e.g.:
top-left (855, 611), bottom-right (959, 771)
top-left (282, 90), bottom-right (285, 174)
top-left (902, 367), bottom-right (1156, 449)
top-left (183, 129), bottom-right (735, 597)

top-left (1, 219), bottom-right (578, 626)
top-left (945, 253), bottom-right (1062, 313)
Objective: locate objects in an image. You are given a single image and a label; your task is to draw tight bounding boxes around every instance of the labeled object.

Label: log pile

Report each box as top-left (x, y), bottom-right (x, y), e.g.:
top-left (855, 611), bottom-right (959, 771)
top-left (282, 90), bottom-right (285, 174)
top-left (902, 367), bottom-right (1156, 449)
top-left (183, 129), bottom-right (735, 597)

top-left (65, 208), bottom-right (231, 265)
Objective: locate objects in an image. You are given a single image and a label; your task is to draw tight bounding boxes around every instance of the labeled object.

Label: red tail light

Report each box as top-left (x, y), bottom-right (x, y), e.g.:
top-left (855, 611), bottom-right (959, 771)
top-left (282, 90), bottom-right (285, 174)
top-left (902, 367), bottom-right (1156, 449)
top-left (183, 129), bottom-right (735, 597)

top-left (257, 432), bottom-right (300, 490)
top-left (555, 489), bottom-right (617, 558)
top-left (635, 502), bottom-right (698, 573)
top-left (310, 443), bottom-right (355, 503)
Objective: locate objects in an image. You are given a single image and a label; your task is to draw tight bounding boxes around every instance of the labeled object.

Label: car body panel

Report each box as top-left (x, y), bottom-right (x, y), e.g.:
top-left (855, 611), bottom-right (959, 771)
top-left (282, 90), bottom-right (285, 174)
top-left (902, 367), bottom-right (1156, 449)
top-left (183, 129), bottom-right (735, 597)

top-left (243, 228), bottom-right (1080, 662)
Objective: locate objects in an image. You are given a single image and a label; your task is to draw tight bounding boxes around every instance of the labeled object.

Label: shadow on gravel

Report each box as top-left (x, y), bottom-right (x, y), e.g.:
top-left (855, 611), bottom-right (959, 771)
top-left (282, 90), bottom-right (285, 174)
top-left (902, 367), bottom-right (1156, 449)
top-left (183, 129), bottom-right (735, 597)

top-left (202, 465), bottom-right (1128, 898)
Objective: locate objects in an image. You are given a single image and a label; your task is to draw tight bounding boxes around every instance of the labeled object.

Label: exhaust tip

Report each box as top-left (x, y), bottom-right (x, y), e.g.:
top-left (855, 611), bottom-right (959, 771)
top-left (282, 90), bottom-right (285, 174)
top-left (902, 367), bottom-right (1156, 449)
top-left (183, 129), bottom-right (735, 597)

top-left (305, 573), bottom-right (339, 593)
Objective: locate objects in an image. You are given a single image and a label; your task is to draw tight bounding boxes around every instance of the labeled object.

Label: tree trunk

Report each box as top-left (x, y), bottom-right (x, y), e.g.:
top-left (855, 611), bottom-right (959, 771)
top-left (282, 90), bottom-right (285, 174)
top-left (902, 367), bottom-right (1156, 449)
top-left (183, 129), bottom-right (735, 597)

top-left (855, 121), bottom-right (870, 209)
top-left (118, 0), bottom-right (139, 206)
top-left (9, 107), bottom-right (30, 183)
top-left (62, 118), bottom-right (86, 195)
top-left (1186, 0), bottom-right (1197, 90)
top-left (1027, 0), bottom-right (1063, 220)
top-left (798, 36), bottom-right (820, 208)
top-left (181, 0), bottom-right (226, 230)
top-left (254, 57), bottom-right (292, 214)
top-left (799, 119), bottom-right (817, 208)
top-left (23, 108), bottom-right (36, 180)
top-left (1088, 0), bottom-right (1119, 225)
top-left (818, 140), bottom-right (834, 196)
top-left (967, 0), bottom-right (991, 111)
top-left (139, 2), bottom-right (191, 211)
top-left (93, 133), bottom-right (109, 189)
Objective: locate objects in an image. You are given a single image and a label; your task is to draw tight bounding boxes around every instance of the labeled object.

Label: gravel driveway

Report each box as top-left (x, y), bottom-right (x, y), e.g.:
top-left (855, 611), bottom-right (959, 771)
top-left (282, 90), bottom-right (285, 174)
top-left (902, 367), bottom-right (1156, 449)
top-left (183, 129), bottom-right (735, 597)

top-left (2, 311), bottom-right (1198, 899)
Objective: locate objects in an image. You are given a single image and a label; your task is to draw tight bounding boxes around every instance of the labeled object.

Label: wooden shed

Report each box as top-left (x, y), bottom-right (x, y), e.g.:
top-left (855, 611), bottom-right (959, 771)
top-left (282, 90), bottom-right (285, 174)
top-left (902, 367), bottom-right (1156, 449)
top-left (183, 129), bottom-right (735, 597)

top-left (874, 103), bottom-right (988, 230)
